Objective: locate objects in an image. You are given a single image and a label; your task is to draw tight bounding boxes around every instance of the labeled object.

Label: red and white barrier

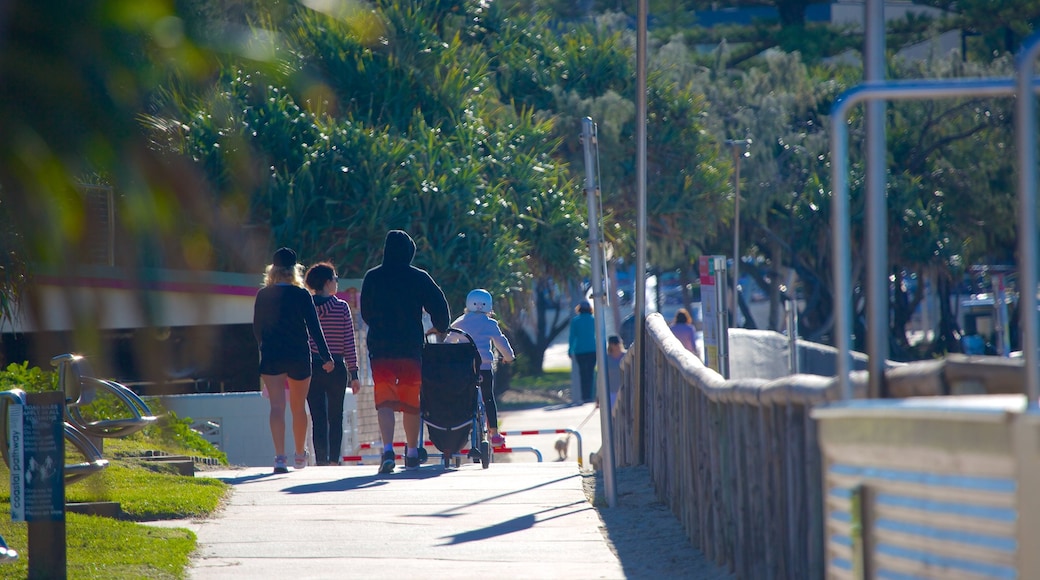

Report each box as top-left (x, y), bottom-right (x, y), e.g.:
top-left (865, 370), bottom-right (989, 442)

top-left (347, 427), bottom-right (582, 466)
top-left (499, 428), bottom-right (583, 467)
top-left (342, 446), bottom-right (542, 464)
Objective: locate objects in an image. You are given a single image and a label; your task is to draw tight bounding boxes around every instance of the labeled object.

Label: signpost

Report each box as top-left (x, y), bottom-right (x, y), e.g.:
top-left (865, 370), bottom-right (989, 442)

top-left (9, 391), bottom-right (66, 579)
top-left (700, 256), bottom-right (730, 378)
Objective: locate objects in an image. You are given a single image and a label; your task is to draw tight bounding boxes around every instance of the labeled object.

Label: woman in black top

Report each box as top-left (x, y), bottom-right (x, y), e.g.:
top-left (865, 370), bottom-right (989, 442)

top-left (253, 247), bottom-right (334, 473)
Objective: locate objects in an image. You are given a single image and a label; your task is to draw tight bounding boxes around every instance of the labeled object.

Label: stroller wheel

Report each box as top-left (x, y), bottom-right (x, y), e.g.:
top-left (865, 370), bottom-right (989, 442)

top-left (442, 453), bottom-right (451, 469)
top-left (418, 448), bottom-right (428, 464)
top-left (480, 441), bottom-right (491, 469)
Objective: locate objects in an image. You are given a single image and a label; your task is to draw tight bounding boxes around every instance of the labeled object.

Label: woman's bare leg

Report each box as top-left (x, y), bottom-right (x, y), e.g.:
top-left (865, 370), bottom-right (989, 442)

top-left (287, 376), bottom-right (312, 456)
top-left (263, 374), bottom-right (288, 456)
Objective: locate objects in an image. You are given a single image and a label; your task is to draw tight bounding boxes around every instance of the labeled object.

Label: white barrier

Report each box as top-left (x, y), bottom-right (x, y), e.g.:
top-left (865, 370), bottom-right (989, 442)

top-left (161, 391), bottom-right (358, 467)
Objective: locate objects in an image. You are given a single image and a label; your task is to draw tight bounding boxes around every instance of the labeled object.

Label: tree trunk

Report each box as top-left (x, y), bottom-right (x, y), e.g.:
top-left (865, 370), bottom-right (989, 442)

top-left (777, 0), bottom-right (811, 27)
top-left (500, 277), bottom-right (571, 378)
top-left (929, 274), bottom-right (963, 357)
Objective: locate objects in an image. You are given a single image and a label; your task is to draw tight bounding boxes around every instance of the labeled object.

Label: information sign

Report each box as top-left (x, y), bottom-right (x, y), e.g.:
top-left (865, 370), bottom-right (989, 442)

top-left (9, 395), bottom-right (64, 522)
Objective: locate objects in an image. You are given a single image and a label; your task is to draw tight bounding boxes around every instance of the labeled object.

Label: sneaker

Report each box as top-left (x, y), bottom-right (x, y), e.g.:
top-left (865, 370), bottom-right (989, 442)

top-left (294, 452), bottom-right (307, 470)
top-left (404, 455), bottom-right (420, 471)
top-left (273, 455), bottom-right (288, 474)
top-left (490, 434), bottom-right (506, 448)
top-left (378, 450), bottom-right (396, 474)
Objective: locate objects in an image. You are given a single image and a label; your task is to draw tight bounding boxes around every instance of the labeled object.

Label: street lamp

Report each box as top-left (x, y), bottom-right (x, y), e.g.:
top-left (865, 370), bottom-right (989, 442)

top-left (725, 139), bottom-right (751, 328)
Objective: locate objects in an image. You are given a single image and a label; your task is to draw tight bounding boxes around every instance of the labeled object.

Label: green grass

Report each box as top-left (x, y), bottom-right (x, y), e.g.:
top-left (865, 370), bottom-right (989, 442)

top-left (510, 369), bottom-right (571, 391)
top-left (65, 462), bottom-right (228, 520)
top-left (0, 514), bottom-right (196, 580)
top-left (0, 436), bottom-right (230, 579)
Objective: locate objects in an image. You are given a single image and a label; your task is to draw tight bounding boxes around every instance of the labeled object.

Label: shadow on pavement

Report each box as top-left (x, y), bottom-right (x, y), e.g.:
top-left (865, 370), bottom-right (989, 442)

top-left (436, 501), bottom-right (591, 545)
top-left (281, 467), bottom-right (448, 494)
top-left (214, 472), bottom-right (283, 486)
top-left (419, 475), bottom-right (582, 519)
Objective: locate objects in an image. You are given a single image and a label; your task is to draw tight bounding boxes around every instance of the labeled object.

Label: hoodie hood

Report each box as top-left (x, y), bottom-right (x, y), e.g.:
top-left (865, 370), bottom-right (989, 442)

top-left (382, 230), bottom-right (416, 267)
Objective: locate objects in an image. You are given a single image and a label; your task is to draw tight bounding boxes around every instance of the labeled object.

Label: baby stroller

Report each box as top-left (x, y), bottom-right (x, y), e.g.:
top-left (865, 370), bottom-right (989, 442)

top-left (420, 328), bottom-right (491, 469)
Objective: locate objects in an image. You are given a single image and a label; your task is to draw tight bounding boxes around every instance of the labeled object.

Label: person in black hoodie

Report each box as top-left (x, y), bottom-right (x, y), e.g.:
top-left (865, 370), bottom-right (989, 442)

top-left (361, 230), bottom-right (450, 473)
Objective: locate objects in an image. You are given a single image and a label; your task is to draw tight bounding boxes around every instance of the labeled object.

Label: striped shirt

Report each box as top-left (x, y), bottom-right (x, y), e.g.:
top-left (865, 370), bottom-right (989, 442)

top-left (309, 295), bottom-right (359, 371)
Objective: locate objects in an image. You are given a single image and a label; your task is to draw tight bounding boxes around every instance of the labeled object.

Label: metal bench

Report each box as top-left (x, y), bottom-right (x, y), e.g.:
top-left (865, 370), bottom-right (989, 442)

top-left (51, 354), bottom-right (157, 438)
top-left (0, 354), bottom-right (158, 486)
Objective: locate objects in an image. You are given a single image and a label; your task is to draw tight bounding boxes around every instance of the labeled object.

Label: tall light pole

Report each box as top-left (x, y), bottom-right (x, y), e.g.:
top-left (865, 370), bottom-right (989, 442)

top-left (633, 0), bottom-right (648, 465)
top-left (582, 117), bottom-right (616, 507)
top-left (864, 0), bottom-right (888, 398)
top-left (725, 139), bottom-right (750, 328)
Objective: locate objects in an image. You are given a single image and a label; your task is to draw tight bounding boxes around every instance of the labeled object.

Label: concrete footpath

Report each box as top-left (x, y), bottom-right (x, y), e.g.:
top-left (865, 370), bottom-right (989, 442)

top-left (170, 402), bottom-right (624, 580)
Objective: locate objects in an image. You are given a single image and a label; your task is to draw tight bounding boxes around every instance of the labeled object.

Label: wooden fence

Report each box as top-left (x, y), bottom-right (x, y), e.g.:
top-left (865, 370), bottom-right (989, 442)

top-left (611, 313), bottom-right (1027, 579)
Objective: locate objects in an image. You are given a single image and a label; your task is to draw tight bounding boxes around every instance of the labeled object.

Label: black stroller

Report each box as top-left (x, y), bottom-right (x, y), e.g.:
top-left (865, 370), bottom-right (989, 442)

top-left (420, 328), bottom-right (491, 469)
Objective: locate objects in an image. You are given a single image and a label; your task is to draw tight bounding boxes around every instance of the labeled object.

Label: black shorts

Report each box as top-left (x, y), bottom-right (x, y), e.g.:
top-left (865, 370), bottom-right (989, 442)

top-left (259, 356), bottom-right (312, 380)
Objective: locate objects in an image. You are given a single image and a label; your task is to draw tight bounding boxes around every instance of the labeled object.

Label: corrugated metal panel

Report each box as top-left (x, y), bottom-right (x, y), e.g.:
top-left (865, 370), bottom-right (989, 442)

top-left (825, 461), bottom-right (1017, 579)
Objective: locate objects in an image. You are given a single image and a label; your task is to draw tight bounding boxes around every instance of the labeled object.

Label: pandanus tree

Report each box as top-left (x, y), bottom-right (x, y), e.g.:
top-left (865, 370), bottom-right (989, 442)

top-left (148, 0), bottom-right (587, 374)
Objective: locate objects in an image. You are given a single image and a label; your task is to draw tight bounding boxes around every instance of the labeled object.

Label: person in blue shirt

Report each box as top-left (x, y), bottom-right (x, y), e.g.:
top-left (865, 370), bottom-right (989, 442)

top-left (568, 300), bottom-right (597, 403)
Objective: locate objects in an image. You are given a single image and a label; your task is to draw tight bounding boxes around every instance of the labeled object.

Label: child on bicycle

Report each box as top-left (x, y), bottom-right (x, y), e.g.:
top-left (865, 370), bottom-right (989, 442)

top-left (446, 289), bottom-right (515, 448)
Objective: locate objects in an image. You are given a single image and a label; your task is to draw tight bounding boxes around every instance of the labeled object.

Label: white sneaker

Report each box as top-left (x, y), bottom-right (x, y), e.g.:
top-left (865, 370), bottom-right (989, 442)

top-left (294, 452), bottom-right (307, 470)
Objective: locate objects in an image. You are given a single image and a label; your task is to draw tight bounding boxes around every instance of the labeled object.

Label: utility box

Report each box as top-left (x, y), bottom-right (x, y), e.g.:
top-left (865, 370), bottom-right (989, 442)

top-left (813, 395), bottom-right (1040, 579)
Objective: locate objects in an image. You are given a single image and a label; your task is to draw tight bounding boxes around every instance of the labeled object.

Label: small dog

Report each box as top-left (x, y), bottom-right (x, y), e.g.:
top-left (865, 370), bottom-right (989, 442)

top-left (589, 450), bottom-right (602, 471)
top-left (554, 437), bottom-right (569, 461)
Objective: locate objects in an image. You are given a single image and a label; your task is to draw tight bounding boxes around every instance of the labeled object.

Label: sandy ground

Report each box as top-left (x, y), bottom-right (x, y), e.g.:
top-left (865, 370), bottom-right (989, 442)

top-left (581, 466), bottom-right (735, 579)
top-left (529, 342), bottom-right (733, 579)
top-left (498, 353), bottom-right (732, 579)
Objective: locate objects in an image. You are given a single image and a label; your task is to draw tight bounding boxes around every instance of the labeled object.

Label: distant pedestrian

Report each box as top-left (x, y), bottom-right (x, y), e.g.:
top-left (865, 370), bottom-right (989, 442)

top-left (669, 308), bottom-right (698, 354)
top-left (361, 230), bottom-right (451, 473)
top-left (446, 289), bottom-right (515, 448)
top-left (568, 300), bottom-right (597, 403)
top-left (304, 262), bottom-right (361, 466)
top-left (606, 335), bottom-right (625, 410)
top-left (253, 247), bottom-right (334, 474)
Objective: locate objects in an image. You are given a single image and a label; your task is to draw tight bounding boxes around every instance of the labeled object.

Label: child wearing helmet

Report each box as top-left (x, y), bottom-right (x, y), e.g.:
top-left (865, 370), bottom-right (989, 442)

top-left (446, 289), bottom-right (515, 448)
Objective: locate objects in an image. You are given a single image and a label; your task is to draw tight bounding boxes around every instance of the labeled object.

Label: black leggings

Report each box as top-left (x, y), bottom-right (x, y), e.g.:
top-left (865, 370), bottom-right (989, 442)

top-left (576, 352), bottom-right (596, 402)
top-left (478, 369), bottom-right (499, 430)
top-left (308, 359), bottom-right (347, 465)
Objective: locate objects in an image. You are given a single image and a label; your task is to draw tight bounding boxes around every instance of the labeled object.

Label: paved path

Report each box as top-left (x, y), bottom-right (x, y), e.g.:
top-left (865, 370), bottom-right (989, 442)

top-left (174, 403), bottom-right (620, 580)
top-left (180, 462), bottom-right (621, 579)
top-left (169, 378), bottom-right (733, 579)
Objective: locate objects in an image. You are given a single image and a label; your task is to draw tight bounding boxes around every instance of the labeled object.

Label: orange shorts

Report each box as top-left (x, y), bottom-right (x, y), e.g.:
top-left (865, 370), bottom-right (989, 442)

top-left (371, 358), bottom-right (422, 414)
